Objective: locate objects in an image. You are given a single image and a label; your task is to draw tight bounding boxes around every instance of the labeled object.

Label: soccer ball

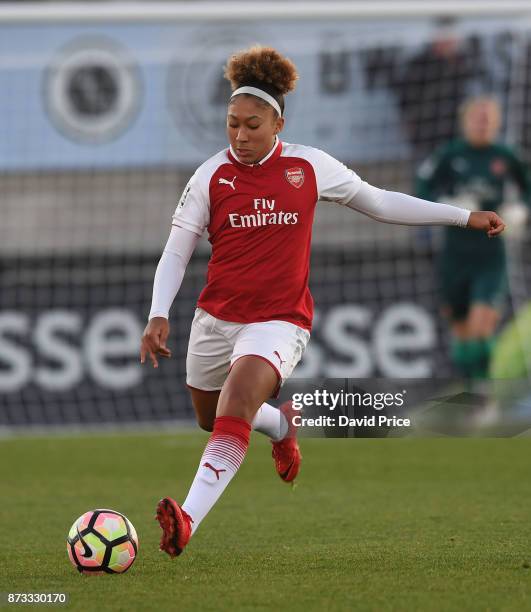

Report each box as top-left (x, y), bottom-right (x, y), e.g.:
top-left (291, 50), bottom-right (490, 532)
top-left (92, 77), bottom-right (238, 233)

top-left (67, 509), bottom-right (138, 575)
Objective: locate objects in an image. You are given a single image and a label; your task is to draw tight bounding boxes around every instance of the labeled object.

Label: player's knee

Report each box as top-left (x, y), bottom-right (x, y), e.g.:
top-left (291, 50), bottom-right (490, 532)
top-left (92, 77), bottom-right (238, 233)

top-left (218, 385), bottom-right (257, 416)
top-left (197, 416), bottom-right (214, 432)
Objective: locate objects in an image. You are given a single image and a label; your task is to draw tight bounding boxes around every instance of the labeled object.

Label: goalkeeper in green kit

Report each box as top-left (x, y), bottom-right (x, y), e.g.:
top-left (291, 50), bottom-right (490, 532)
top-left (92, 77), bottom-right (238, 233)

top-left (416, 96), bottom-right (531, 381)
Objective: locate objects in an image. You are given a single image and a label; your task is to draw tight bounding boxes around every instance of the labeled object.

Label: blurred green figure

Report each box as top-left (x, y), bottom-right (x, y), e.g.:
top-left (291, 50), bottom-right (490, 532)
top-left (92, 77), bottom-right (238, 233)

top-left (416, 96), bottom-right (531, 380)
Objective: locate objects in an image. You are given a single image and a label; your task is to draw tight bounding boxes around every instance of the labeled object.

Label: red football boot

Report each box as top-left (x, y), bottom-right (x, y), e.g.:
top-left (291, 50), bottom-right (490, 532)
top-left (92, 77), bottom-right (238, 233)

top-left (155, 497), bottom-right (193, 558)
top-left (271, 401), bottom-right (302, 483)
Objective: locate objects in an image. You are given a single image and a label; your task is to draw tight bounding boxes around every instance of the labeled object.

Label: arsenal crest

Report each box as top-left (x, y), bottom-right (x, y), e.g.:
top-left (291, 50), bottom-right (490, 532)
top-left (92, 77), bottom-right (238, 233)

top-left (285, 167), bottom-right (305, 189)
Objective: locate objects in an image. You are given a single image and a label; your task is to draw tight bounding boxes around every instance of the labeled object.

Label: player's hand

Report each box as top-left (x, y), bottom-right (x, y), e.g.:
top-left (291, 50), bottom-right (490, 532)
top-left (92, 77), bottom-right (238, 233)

top-left (467, 211), bottom-right (506, 237)
top-left (140, 317), bottom-right (172, 368)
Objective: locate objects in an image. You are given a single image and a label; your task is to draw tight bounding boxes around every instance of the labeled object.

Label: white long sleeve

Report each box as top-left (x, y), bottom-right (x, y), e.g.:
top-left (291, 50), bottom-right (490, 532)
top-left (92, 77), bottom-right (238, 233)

top-left (148, 225), bottom-right (200, 320)
top-left (345, 181), bottom-right (471, 227)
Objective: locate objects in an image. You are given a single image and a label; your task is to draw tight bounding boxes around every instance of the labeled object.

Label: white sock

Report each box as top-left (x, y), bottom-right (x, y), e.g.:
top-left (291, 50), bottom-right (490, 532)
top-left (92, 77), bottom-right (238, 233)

top-left (252, 402), bottom-right (288, 441)
top-left (182, 416), bottom-right (250, 535)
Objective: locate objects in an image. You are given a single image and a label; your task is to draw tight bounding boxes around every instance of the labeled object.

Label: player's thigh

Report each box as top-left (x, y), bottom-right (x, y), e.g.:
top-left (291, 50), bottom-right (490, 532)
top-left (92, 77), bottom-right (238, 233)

top-left (188, 387), bottom-right (220, 432)
top-left (216, 320), bottom-right (310, 422)
top-left (186, 308), bottom-right (232, 394)
top-left (231, 319), bottom-right (310, 389)
top-left (217, 356), bottom-right (280, 422)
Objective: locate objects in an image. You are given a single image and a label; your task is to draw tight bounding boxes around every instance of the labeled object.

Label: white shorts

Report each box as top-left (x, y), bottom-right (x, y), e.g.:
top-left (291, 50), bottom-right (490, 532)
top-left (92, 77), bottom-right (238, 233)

top-left (186, 308), bottom-right (310, 396)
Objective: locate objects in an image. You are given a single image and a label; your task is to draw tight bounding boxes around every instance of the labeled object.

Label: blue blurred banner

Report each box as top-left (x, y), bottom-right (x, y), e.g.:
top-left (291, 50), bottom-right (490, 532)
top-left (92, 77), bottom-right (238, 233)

top-left (0, 16), bottom-right (520, 171)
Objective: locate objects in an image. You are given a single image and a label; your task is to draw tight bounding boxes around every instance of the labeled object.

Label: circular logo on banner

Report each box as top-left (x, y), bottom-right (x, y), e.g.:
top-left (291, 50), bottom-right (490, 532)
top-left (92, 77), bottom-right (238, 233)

top-left (167, 28), bottom-right (274, 154)
top-left (44, 38), bottom-right (142, 144)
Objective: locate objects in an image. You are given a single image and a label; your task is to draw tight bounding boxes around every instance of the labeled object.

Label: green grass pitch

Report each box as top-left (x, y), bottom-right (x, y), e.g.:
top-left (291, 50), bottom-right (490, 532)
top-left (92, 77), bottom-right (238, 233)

top-left (1, 432), bottom-right (531, 611)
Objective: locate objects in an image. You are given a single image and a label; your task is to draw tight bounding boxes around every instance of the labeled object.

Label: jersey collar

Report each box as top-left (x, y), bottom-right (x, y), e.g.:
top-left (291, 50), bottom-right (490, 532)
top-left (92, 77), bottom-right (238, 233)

top-left (228, 137), bottom-right (282, 171)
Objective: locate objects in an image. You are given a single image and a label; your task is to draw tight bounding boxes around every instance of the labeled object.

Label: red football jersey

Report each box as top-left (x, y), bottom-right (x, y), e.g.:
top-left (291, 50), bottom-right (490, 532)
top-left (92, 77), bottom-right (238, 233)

top-left (173, 139), bottom-right (362, 330)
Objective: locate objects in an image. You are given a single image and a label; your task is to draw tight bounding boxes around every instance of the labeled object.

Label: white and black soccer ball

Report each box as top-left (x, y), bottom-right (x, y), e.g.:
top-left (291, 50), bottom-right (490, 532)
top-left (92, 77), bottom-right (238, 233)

top-left (67, 509), bottom-right (138, 575)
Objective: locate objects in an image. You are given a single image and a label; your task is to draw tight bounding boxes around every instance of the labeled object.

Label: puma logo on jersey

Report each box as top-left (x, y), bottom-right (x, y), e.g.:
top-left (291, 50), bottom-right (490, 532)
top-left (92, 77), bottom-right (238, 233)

top-left (219, 176), bottom-right (237, 190)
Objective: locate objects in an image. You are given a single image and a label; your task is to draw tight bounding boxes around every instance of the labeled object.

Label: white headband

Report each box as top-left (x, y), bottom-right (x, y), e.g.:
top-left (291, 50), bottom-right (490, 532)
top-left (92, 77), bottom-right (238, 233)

top-left (231, 86), bottom-right (282, 117)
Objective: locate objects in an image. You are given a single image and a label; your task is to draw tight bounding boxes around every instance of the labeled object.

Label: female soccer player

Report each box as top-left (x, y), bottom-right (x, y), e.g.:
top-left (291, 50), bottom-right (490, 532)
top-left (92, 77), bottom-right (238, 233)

top-left (140, 47), bottom-right (504, 558)
top-left (416, 96), bottom-right (530, 380)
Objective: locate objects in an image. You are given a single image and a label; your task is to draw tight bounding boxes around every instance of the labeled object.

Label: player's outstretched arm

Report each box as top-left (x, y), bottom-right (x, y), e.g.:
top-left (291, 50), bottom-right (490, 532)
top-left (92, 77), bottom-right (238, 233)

top-left (345, 182), bottom-right (506, 234)
top-left (140, 225), bottom-right (200, 368)
top-left (467, 211), bottom-right (506, 237)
